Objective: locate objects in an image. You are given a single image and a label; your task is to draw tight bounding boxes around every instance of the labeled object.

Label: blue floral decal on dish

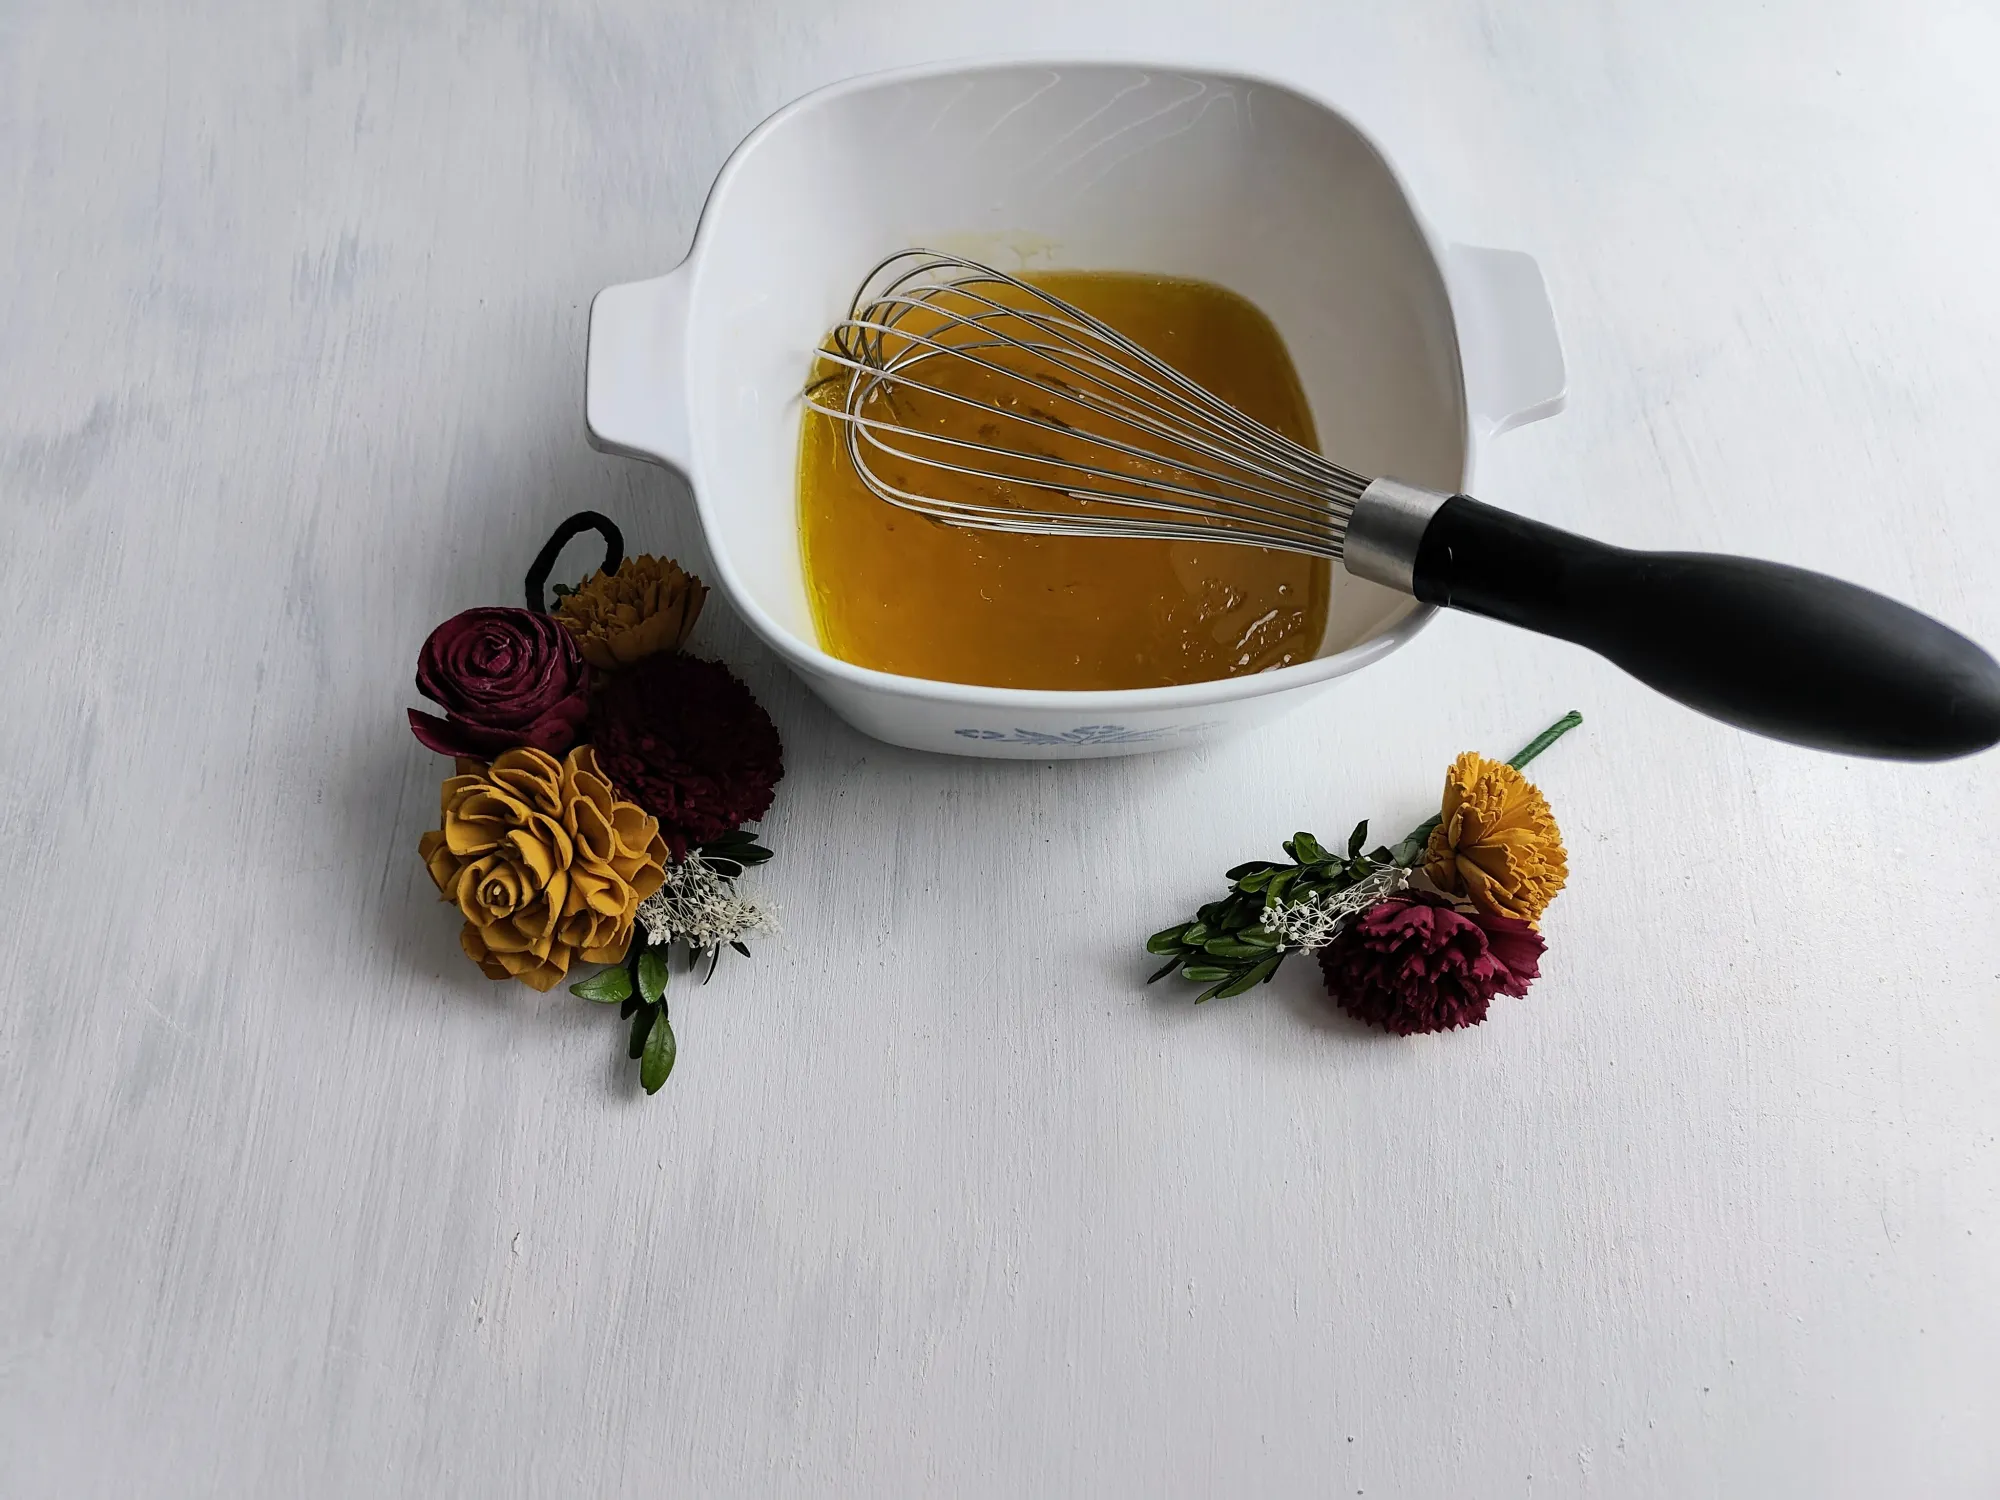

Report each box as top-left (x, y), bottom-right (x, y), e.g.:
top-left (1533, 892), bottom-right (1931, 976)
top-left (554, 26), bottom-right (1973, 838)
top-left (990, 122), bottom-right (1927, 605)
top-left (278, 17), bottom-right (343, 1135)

top-left (953, 723), bottom-right (1218, 746)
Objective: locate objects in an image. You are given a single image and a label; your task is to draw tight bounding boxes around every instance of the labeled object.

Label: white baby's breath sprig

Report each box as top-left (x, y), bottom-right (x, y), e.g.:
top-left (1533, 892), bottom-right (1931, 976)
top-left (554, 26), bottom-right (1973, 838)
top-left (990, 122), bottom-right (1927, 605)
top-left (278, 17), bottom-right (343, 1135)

top-left (1258, 864), bottom-right (1413, 952)
top-left (638, 851), bottom-right (777, 954)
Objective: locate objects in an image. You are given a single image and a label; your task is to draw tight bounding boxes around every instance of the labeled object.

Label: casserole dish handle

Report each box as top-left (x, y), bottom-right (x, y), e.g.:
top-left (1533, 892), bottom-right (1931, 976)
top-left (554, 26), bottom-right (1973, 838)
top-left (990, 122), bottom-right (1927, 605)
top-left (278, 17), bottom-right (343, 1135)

top-left (584, 266), bottom-right (693, 474)
top-left (1447, 245), bottom-right (1568, 438)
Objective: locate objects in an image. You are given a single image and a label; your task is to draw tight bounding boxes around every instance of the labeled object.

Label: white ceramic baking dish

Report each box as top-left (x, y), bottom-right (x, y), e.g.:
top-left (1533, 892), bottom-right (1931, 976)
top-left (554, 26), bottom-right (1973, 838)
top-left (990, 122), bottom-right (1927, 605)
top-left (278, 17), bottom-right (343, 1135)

top-left (586, 59), bottom-right (1567, 758)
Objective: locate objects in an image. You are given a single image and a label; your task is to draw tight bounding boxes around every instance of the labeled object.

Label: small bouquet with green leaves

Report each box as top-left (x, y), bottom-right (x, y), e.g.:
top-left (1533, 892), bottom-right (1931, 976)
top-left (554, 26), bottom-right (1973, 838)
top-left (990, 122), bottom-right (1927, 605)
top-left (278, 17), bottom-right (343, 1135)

top-left (407, 512), bottom-right (783, 1094)
top-left (1148, 712), bottom-right (1580, 1034)
top-left (568, 828), bottom-right (777, 1091)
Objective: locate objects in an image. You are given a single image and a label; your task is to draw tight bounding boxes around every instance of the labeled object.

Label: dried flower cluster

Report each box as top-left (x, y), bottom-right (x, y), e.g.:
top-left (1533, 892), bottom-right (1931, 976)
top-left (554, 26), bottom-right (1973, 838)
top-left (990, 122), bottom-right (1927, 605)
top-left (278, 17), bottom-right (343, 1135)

top-left (1148, 712), bottom-right (1579, 1034)
top-left (407, 521), bottom-right (783, 1093)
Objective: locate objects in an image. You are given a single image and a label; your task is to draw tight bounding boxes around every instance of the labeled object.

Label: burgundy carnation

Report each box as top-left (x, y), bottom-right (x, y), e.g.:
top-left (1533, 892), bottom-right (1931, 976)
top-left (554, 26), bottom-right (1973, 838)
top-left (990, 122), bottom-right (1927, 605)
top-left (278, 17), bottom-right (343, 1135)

top-left (1315, 891), bottom-right (1544, 1036)
top-left (408, 607), bottom-right (592, 759)
top-left (587, 653), bottom-right (783, 859)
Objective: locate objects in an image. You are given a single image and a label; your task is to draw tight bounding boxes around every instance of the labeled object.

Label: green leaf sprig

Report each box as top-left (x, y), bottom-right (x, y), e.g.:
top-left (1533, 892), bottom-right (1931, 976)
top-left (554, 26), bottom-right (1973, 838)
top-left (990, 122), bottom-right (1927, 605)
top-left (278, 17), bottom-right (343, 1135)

top-left (569, 828), bottom-right (774, 1095)
top-left (1146, 711), bottom-right (1582, 1002)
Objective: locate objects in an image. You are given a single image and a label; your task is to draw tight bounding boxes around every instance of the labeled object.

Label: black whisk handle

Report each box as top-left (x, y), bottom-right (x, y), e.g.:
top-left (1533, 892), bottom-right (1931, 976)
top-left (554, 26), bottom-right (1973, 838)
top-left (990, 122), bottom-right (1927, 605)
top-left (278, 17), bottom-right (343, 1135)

top-left (1409, 496), bottom-right (2000, 760)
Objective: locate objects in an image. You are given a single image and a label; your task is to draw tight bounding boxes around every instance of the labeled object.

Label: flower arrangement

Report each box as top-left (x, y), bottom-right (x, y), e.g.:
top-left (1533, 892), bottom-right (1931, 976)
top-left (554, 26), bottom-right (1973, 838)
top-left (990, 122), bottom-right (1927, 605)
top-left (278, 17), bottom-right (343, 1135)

top-left (1147, 712), bottom-right (1580, 1033)
top-left (408, 512), bottom-right (781, 1093)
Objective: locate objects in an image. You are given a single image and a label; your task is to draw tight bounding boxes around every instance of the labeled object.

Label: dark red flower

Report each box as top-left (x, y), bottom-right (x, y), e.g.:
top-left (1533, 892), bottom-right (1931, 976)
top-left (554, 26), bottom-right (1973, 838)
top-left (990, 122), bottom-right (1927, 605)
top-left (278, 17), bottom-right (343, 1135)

top-left (1314, 891), bottom-right (1544, 1036)
top-left (408, 607), bottom-right (592, 759)
top-left (587, 653), bottom-right (783, 858)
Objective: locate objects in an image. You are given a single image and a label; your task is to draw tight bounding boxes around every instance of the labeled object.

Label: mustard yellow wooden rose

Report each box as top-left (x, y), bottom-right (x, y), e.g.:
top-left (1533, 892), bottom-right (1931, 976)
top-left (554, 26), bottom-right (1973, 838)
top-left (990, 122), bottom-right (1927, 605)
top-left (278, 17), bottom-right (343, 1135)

top-left (1423, 751), bottom-right (1568, 925)
top-left (419, 744), bottom-right (668, 990)
top-left (554, 555), bottom-right (707, 671)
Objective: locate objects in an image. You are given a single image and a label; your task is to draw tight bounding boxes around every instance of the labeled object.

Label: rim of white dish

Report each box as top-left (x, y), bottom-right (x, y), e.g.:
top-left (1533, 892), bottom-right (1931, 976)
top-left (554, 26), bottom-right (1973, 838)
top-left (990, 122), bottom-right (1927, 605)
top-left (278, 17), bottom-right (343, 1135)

top-left (675, 55), bottom-right (1469, 712)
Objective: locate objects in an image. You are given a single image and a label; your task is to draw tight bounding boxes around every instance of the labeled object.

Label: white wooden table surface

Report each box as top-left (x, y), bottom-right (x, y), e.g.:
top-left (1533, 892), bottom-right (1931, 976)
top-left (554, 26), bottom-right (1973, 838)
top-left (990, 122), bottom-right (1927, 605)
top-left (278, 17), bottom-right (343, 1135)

top-left (5, 2), bottom-right (1998, 1495)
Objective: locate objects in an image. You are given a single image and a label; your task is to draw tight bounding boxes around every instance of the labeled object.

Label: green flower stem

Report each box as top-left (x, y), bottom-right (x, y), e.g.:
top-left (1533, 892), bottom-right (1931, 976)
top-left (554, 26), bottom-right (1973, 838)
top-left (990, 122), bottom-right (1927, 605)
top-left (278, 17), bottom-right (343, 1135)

top-left (1506, 709), bottom-right (1585, 771)
top-left (1397, 710), bottom-right (1583, 855)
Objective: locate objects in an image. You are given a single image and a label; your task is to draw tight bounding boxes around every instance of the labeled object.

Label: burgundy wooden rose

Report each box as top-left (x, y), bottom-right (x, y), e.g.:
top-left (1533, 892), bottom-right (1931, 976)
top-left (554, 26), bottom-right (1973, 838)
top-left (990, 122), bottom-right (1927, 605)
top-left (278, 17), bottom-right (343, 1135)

top-left (407, 606), bottom-right (591, 759)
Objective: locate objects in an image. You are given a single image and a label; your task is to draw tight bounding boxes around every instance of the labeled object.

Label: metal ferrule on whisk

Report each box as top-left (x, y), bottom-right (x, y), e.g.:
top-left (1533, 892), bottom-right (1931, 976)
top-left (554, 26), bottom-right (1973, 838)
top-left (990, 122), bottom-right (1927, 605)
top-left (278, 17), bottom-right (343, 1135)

top-left (1340, 479), bottom-right (1452, 594)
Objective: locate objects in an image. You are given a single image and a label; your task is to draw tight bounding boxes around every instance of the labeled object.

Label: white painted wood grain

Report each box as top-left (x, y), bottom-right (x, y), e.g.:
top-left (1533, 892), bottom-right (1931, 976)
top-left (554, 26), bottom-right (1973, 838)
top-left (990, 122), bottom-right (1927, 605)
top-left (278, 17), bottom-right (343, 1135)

top-left (3, 2), bottom-right (1997, 1495)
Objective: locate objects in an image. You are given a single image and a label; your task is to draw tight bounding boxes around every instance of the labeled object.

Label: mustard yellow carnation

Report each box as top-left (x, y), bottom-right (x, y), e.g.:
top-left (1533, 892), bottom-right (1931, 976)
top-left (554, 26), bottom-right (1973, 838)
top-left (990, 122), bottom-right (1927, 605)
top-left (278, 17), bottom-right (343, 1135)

top-left (1423, 751), bottom-right (1567, 925)
top-left (554, 555), bottom-right (707, 670)
top-left (419, 744), bottom-right (667, 990)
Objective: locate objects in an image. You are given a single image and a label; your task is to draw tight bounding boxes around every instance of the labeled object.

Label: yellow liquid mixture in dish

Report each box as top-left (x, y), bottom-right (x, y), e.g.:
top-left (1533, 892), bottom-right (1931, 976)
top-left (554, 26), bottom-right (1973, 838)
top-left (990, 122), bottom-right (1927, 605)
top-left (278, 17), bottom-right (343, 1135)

top-left (797, 272), bottom-right (1330, 690)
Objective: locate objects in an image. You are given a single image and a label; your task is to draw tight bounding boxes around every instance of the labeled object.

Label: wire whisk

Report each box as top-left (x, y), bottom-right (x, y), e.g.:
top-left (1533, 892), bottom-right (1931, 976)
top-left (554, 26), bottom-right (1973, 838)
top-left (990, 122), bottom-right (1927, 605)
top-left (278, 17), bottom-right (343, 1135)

top-left (803, 250), bottom-right (1370, 557)
top-left (798, 249), bottom-right (2000, 761)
